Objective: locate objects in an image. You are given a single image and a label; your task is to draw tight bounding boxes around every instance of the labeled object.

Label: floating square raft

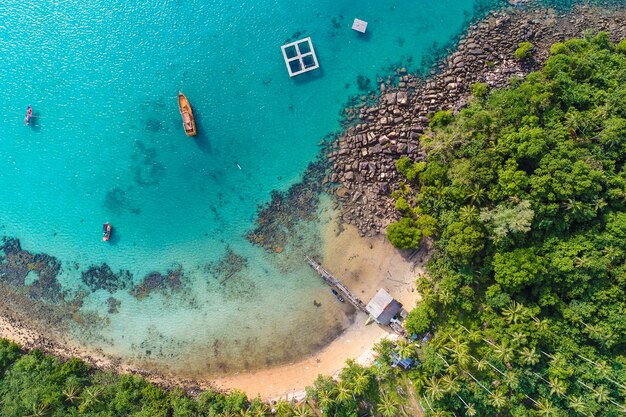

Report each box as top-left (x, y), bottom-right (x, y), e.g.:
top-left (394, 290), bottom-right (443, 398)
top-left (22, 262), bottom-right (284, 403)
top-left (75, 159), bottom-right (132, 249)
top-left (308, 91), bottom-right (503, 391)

top-left (281, 37), bottom-right (319, 77)
top-left (352, 18), bottom-right (368, 33)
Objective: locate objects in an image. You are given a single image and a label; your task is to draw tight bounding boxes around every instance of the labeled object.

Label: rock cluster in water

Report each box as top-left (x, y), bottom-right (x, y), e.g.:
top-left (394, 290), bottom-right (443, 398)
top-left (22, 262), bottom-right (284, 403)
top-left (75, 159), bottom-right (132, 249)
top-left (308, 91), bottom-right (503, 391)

top-left (0, 237), bottom-right (62, 301)
top-left (82, 263), bottom-right (134, 293)
top-left (330, 3), bottom-right (626, 236)
top-left (130, 266), bottom-right (185, 300)
top-left (247, 153), bottom-right (330, 252)
top-left (206, 246), bottom-right (248, 284)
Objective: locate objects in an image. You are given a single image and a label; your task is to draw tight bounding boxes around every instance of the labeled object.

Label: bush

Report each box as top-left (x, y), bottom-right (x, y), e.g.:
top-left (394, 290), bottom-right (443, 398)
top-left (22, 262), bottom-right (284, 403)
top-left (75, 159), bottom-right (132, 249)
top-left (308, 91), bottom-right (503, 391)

top-left (394, 197), bottom-right (412, 215)
top-left (549, 42), bottom-right (569, 56)
top-left (386, 218), bottom-right (422, 250)
top-left (617, 39), bottom-right (626, 55)
top-left (429, 110), bottom-right (454, 129)
top-left (471, 82), bottom-right (488, 99)
top-left (395, 157), bottom-right (426, 183)
top-left (404, 303), bottom-right (435, 335)
top-left (387, 213), bottom-right (437, 250)
top-left (514, 41), bottom-right (534, 60)
top-left (0, 339), bottom-right (20, 376)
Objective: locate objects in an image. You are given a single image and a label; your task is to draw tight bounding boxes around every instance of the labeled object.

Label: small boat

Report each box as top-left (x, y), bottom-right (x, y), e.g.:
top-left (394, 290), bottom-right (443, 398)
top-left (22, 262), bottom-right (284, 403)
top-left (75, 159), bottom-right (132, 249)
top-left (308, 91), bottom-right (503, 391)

top-left (24, 105), bottom-right (32, 126)
top-left (331, 288), bottom-right (345, 303)
top-left (177, 92), bottom-right (197, 137)
top-left (102, 222), bottom-right (112, 242)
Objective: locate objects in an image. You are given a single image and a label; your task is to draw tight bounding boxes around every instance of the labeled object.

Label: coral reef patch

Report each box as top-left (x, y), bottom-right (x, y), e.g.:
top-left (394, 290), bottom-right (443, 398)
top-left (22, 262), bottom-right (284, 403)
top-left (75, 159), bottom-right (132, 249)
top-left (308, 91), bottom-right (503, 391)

top-left (130, 265), bottom-right (184, 300)
top-left (0, 238), bottom-right (62, 302)
top-left (81, 263), bottom-right (133, 293)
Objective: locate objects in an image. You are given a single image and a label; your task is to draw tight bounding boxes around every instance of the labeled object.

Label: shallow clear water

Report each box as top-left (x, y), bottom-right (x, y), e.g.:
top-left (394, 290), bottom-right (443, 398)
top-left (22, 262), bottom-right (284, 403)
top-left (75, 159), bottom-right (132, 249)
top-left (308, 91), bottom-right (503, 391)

top-left (0, 0), bottom-right (503, 375)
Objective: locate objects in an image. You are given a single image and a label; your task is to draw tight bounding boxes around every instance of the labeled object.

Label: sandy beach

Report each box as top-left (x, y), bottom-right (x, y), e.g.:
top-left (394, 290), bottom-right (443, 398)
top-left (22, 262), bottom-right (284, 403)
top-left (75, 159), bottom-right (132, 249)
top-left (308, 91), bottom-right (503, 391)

top-left (213, 207), bottom-right (424, 399)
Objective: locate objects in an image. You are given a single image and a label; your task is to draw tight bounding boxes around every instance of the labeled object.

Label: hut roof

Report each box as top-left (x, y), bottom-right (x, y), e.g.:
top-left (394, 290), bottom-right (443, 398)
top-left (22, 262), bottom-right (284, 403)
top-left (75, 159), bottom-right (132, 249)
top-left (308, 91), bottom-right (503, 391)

top-left (366, 288), bottom-right (403, 325)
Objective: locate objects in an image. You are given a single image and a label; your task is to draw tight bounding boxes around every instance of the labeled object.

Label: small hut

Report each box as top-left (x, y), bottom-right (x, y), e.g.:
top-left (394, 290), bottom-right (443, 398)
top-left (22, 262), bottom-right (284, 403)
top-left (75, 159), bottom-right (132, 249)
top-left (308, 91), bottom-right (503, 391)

top-left (366, 288), bottom-right (403, 325)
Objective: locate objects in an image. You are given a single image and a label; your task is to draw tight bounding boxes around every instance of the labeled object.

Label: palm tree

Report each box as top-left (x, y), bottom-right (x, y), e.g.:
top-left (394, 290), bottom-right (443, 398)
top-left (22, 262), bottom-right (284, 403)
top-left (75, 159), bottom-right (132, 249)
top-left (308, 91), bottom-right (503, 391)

top-left (467, 185), bottom-right (486, 205)
top-left (502, 301), bottom-right (525, 324)
top-left (465, 329), bottom-right (483, 344)
top-left (567, 395), bottom-right (587, 415)
top-left (510, 331), bottom-right (527, 347)
top-left (425, 376), bottom-right (445, 401)
top-left (438, 289), bottom-right (454, 306)
top-left (465, 403), bottom-right (477, 416)
top-left (593, 198), bottom-right (607, 213)
top-left (548, 377), bottom-right (567, 397)
top-left (274, 399), bottom-right (294, 417)
top-left (603, 245), bottom-right (620, 262)
top-left (250, 401), bottom-right (270, 417)
top-left (352, 370), bottom-right (370, 397)
top-left (493, 343), bottom-right (514, 364)
top-left (27, 403), bottom-right (49, 417)
top-left (440, 374), bottom-right (460, 395)
top-left (532, 316), bottom-right (551, 335)
top-left (459, 205), bottom-right (479, 223)
top-left (450, 347), bottom-right (471, 369)
top-left (471, 356), bottom-right (488, 372)
top-left (593, 385), bottom-right (610, 404)
top-left (519, 346), bottom-right (540, 366)
top-left (563, 199), bottom-right (585, 216)
top-left (78, 386), bottom-right (102, 413)
top-left (291, 405), bottom-right (314, 417)
top-left (63, 383), bottom-right (81, 404)
top-left (395, 340), bottom-right (414, 359)
top-left (335, 381), bottom-right (353, 403)
top-left (535, 398), bottom-right (558, 416)
top-left (574, 255), bottom-right (590, 269)
top-left (316, 391), bottom-right (334, 414)
top-left (238, 409), bottom-right (254, 417)
top-left (426, 410), bottom-right (448, 417)
top-left (377, 391), bottom-right (400, 417)
top-left (503, 371), bottom-right (519, 390)
top-left (489, 390), bottom-right (507, 410)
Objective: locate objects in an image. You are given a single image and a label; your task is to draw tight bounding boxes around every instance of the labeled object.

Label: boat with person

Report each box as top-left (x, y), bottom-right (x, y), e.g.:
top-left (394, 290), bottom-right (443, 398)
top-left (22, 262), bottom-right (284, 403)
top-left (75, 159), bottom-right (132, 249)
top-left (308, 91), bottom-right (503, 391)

top-left (177, 92), bottom-right (197, 136)
top-left (102, 222), bottom-right (112, 242)
top-left (24, 105), bottom-right (32, 126)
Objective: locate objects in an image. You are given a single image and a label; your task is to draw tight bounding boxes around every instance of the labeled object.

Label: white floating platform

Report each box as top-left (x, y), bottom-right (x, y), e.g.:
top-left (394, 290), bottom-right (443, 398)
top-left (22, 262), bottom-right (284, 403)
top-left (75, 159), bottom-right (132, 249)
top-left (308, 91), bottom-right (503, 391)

top-left (281, 37), bottom-right (319, 77)
top-left (352, 18), bottom-right (368, 33)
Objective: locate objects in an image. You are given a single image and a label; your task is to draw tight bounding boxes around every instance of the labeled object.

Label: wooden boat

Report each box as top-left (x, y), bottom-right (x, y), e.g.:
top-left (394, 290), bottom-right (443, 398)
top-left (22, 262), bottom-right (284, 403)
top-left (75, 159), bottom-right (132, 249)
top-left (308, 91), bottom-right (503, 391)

top-left (102, 222), bottom-right (111, 242)
top-left (331, 288), bottom-right (345, 303)
top-left (24, 105), bottom-right (32, 126)
top-left (177, 92), bottom-right (197, 136)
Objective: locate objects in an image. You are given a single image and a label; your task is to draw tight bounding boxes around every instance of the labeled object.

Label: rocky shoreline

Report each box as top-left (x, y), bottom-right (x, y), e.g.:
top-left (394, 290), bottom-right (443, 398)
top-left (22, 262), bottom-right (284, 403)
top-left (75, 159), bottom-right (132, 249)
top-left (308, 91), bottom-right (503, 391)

top-left (329, 2), bottom-right (626, 236)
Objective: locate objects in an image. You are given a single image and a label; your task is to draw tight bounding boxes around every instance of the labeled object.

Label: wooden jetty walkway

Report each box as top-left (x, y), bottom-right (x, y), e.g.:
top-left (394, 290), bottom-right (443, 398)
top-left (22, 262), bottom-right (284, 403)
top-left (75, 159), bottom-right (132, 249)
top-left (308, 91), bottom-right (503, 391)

top-left (305, 255), bottom-right (368, 313)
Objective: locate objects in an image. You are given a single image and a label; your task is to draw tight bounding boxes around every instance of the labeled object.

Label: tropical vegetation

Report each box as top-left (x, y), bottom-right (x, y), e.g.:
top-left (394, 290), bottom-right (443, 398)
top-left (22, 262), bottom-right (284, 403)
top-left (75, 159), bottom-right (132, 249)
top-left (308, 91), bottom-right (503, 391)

top-left (391, 32), bottom-right (626, 416)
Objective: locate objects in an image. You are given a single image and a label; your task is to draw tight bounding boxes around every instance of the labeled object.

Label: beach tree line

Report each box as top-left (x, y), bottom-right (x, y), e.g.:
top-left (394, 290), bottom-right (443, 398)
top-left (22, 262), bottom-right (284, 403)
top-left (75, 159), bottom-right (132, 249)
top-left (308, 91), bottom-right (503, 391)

top-left (387, 32), bottom-right (626, 415)
top-left (0, 336), bottom-right (423, 417)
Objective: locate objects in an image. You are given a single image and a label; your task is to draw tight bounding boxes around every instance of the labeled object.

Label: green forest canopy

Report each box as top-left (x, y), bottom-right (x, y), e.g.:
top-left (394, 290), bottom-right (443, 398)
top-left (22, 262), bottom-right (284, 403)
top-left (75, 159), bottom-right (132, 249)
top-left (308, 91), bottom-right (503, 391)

top-left (392, 32), bottom-right (626, 416)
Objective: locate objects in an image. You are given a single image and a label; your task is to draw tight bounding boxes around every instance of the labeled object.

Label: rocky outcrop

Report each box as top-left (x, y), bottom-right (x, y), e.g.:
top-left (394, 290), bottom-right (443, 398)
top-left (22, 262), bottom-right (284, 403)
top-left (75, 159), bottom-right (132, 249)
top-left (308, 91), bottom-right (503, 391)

top-left (329, 3), bottom-right (626, 236)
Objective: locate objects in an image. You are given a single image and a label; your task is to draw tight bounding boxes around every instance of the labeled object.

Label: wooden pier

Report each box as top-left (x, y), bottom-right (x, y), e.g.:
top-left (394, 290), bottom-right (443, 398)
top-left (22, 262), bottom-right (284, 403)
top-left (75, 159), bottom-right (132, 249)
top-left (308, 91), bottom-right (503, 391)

top-left (305, 255), bottom-right (368, 313)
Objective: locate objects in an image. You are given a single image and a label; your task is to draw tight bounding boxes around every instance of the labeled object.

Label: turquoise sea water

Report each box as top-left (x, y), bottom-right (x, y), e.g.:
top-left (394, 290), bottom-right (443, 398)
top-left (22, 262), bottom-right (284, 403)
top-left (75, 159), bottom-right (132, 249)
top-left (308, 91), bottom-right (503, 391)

top-left (0, 0), bottom-right (503, 375)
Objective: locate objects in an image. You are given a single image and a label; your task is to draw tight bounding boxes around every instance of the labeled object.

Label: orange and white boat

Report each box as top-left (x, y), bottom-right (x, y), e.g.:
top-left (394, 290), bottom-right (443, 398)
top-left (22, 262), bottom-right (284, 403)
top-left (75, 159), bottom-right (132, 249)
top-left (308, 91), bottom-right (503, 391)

top-left (178, 92), bottom-right (197, 136)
